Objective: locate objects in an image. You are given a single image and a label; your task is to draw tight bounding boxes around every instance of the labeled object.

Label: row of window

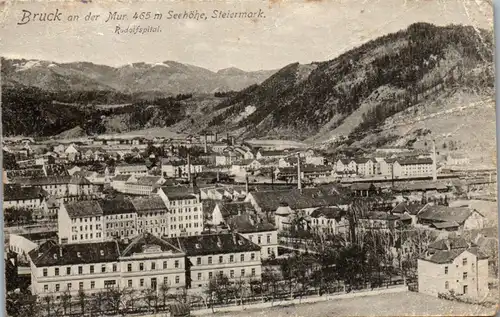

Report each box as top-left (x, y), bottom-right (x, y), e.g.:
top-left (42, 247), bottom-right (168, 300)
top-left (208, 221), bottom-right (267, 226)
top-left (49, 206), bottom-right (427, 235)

top-left (444, 258), bottom-right (472, 274)
top-left (171, 215), bottom-right (199, 222)
top-left (248, 235), bottom-right (272, 245)
top-left (71, 232), bottom-right (102, 241)
top-left (170, 200), bottom-right (198, 206)
top-left (126, 260), bottom-right (181, 272)
top-left (72, 216), bottom-right (101, 223)
top-left (198, 268), bottom-right (257, 280)
top-left (170, 222), bottom-right (201, 230)
top-left (43, 263), bottom-right (119, 277)
top-left (72, 224), bottom-right (102, 232)
top-left (195, 253), bottom-right (257, 265)
top-left (170, 207), bottom-right (199, 213)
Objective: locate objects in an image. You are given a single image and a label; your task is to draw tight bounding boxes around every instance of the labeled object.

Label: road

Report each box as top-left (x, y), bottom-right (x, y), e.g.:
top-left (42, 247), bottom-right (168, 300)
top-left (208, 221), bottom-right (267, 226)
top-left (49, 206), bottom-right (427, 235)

top-left (204, 292), bottom-right (496, 317)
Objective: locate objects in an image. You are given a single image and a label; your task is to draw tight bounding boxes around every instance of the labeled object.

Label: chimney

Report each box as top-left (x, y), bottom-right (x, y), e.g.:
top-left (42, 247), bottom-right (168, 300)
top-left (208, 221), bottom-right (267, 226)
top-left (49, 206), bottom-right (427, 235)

top-left (204, 134), bottom-right (208, 153)
top-left (232, 233), bottom-right (237, 245)
top-left (445, 239), bottom-right (451, 251)
top-left (187, 153), bottom-right (192, 182)
top-left (245, 173), bottom-right (249, 194)
top-left (59, 246), bottom-right (63, 258)
top-left (215, 132), bottom-right (218, 142)
top-left (297, 153), bottom-right (302, 192)
top-left (432, 140), bottom-right (437, 182)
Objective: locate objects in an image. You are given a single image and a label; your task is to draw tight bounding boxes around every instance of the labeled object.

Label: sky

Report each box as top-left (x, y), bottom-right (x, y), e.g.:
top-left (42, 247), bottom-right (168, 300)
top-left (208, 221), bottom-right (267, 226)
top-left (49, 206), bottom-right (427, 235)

top-left (0, 0), bottom-right (493, 71)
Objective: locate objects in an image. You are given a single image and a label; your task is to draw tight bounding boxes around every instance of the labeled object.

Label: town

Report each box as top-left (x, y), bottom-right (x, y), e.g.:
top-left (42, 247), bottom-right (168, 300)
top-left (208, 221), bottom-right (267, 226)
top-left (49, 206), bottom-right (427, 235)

top-left (4, 132), bottom-right (498, 316)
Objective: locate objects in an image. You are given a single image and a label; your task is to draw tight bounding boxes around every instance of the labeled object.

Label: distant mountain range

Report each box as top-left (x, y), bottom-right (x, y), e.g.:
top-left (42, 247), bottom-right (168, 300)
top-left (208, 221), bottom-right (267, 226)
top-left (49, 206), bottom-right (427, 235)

top-left (1, 58), bottom-right (277, 94)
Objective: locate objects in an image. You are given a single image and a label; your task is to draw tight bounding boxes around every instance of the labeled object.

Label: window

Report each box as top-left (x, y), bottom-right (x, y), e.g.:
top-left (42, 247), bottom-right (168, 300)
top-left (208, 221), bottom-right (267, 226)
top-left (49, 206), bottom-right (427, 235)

top-left (198, 273), bottom-right (202, 280)
top-left (251, 253), bottom-right (255, 260)
top-left (197, 257), bottom-right (201, 265)
top-left (209, 272), bottom-right (213, 279)
top-left (101, 265), bottom-right (106, 273)
top-left (151, 278), bottom-right (157, 290)
top-left (258, 236), bottom-right (262, 244)
top-left (55, 268), bottom-right (59, 276)
top-left (67, 267), bottom-right (71, 275)
top-left (113, 264), bottom-right (117, 272)
top-left (44, 285), bottom-right (49, 292)
top-left (175, 276), bottom-right (180, 284)
top-left (219, 256), bottom-right (223, 263)
top-left (208, 257), bottom-right (212, 264)
top-left (151, 262), bottom-right (156, 270)
top-left (462, 258), bottom-right (468, 266)
top-left (444, 266), bottom-right (448, 274)
top-left (241, 269), bottom-right (245, 276)
top-left (240, 254), bottom-right (244, 262)
top-left (79, 282), bottom-right (84, 289)
top-left (127, 264), bottom-right (132, 272)
top-left (164, 277), bottom-right (168, 285)
top-left (91, 281), bottom-right (95, 289)
top-left (463, 272), bottom-right (468, 280)
top-left (90, 265), bottom-right (94, 274)
top-left (267, 235), bottom-right (271, 244)
top-left (55, 284), bottom-right (60, 292)
top-left (463, 285), bottom-right (468, 294)
top-left (78, 266), bottom-right (83, 275)
top-left (139, 263), bottom-right (144, 271)
top-left (140, 279), bottom-right (144, 287)
top-left (163, 261), bottom-right (167, 269)
top-left (230, 270), bottom-right (234, 278)
top-left (175, 260), bottom-right (179, 268)
top-left (251, 268), bottom-right (256, 276)
top-left (43, 268), bottom-right (48, 277)
top-left (67, 283), bottom-right (72, 290)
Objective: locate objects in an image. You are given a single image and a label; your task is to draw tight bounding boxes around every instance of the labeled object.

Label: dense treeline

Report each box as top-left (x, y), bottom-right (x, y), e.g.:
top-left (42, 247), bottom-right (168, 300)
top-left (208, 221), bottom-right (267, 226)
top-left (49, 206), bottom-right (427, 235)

top-left (2, 87), bottom-right (190, 136)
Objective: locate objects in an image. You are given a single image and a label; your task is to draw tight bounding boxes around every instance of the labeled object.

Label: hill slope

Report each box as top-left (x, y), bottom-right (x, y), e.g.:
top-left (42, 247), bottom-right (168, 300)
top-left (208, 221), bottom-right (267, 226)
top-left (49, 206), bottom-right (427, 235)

top-left (205, 23), bottom-right (493, 142)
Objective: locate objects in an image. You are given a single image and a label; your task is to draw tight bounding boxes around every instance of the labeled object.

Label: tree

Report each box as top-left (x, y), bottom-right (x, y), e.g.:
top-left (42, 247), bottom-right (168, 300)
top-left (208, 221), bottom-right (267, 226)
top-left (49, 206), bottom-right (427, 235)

top-left (42, 294), bottom-right (56, 317)
top-left (143, 288), bottom-right (159, 313)
top-left (6, 292), bottom-right (39, 317)
top-left (261, 266), bottom-right (280, 306)
top-left (60, 290), bottom-right (72, 316)
top-left (89, 291), bottom-right (106, 316)
top-left (77, 288), bottom-right (87, 315)
top-left (105, 287), bottom-right (124, 315)
top-left (158, 283), bottom-right (170, 310)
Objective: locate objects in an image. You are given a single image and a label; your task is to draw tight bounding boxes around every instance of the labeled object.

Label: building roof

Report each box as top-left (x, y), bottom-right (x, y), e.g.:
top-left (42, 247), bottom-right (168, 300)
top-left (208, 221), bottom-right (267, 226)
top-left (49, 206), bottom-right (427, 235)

top-left (29, 240), bottom-right (120, 267)
top-left (4, 184), bottom-right (46, 201)
top-left (64, 200), bottom-right (103, 218)
top-left (392, 202), bottom-right (428, 215)
top-left (120, 233), bottom-right (183, 257)
top-left (6, 168), bottom-right (45, 179)
top-left (227, 214), bottom-right (276, 233)
top-left (424, 245), bottom-right (489, 264)
top-left (165, 233), bottom-right (261, 256)
top-left (258, 150), bottom-right (286, 157)
top-left (12, 175), bottom-right (71, 186)
top-left (417, 205), bottom-right (480, 224)
top-left (130, 196), bottom-right (168, 213)
top-left (217, 202), bottom-right (254, 218)
top-left (70, 176), bottom-right (92, 185)
top-left (135, 176), bottom-right (163, 186)
top-left (359, 211), bottom-right (400, 221)
top-left (428, 237), bottom-right (471, 251)
top-left (249, 187), bottom-right (346, 211)
top-left (20, 231), bottom-right (58, 242)
top-left (160, 186), bottom-right (197, 201)
top-left (396, 158), bottom-right (433, 165)
top-left (432, 221), bottom-right (460, 229)
top-left (113, 174), bottom-right (133, 182)
top-left (99, 198), bottom-right (136, 216)
top-left (309, 207), bottom-right (344, 219)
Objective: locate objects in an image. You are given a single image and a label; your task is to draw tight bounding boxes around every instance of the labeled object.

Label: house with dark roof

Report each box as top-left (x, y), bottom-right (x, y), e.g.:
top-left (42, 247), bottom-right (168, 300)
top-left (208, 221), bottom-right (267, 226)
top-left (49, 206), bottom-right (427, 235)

top-left (164, 233), bottom-right (262, 289)
top-left (393, 157), bottom-right (434, 178)
top-left (28, 233), bottom-right (187, 296)
top-left (58, 200), bottom-right (104, 244)
top-left (391, 202), bottom-right (429, 225)
top-left (114, 163), bottom-right (148, 176)
top-left (417, 205), bottom-right (485, 231)
top-left (3, 184), bottom-right (48, 216)
top-left (211, 201), bottom-right (254, 226)
top-left (418, 237), bottom-right (489, 299)
top-left (122, 175), bottom-right (166, 195)
top-left (256, 149), bottom-right (287, 160)
top-left (309, 207), bottom-right (348, 235)
top-left (131, 195), bottom-right (170, 237)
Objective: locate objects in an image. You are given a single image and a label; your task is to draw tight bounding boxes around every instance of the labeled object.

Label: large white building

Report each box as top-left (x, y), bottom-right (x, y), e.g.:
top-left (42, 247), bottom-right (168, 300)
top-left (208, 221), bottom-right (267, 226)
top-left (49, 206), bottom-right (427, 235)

top-left (418, 238), bottom-right (489, 299)
top-left (29, 233), bottom-right (186, 297)
top-left (165, 233), bottom-right (262, 290)
top-left (157, 186), bottom-right (204, 237)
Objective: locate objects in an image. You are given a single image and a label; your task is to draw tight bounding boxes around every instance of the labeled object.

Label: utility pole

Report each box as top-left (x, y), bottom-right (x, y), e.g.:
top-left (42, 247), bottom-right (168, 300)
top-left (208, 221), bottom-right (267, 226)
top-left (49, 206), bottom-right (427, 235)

top-left (432, 139), bottom-right (437, 182)
top-left (297, 153), bottom-right (302, 192)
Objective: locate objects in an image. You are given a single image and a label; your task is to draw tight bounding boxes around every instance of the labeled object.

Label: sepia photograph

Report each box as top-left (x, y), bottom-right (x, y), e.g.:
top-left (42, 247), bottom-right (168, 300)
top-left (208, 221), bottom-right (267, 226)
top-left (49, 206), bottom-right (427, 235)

top-left (0, 0), bottom-right (498, 316)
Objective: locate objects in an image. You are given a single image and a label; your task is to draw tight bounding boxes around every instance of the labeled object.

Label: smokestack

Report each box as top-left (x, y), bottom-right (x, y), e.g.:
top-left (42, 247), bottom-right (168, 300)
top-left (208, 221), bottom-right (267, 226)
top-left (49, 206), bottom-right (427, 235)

top-left (204, 133), bottom-right (208, 153)
top-left (297, 153), bottom-right (302, 191)
top-left (432, 140), bottom-right (437, 181)
top-left (245, 173), bottom-right (249, 194)
top-left (187, 153), bottom-right (192, 182)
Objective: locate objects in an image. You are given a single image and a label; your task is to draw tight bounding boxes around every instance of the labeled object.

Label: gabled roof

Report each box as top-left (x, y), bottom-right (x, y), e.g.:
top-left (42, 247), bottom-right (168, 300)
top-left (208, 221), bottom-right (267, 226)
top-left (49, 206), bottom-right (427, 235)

top-left (120, 233), bottom-right (183, 257)
top-left (227, 214), bottom-right (276, 233)
top-left (417, 205), bottom-right (480, 224)
top-left (428, 237), bottom-right (471, 251)
top-left (164, 233), bottom-right (261, 256)
top-left (113, 174), bottom-right (132, 181)
top-left (12, 175), bottom-right (71, 186)
top-left (424, 247), bottom-right (489, 264)
top-left (217, 201), bottom-right (254, 218)
top-left (29, 240), bottom-right (120, 267)
top-left (6, 168), bottom-right (45, 179)
top-left (99, 198), bottom-right (136, 216)
top-left (64, 200), bottom-right (103, 218)
top-left (130, 195), bottom-right (168, 213)
top-left (160, 186), bottom-right (197, 200)
top-left (396, 158), bottom-right (433, 165)
top-left (309, 207), bottom-right (344, 219)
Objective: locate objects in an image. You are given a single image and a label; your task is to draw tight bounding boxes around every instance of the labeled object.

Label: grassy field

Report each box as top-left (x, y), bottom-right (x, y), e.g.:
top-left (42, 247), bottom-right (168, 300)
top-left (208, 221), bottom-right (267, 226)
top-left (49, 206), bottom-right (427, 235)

top-left (209, 292), bottom-right (497, 317)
